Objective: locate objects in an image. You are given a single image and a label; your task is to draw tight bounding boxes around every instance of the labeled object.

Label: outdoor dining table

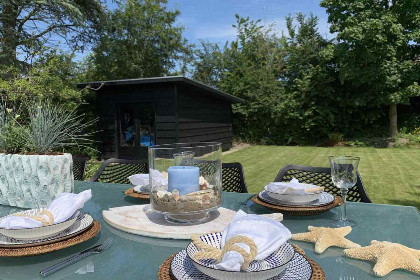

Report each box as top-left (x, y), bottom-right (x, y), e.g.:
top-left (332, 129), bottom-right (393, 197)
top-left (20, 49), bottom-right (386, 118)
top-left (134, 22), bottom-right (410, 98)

top-left (0, 181), bottom-right (419, 280)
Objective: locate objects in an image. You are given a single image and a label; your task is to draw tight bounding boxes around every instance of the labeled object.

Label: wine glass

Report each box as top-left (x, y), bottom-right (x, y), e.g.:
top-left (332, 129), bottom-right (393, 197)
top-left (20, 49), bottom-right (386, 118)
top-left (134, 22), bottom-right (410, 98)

top-left (329, 156), bottom-right (360, 227)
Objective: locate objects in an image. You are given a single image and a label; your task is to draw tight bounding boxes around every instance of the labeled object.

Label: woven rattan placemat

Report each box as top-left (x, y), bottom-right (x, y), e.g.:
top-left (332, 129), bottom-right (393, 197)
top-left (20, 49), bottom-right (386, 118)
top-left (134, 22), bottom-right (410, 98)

top-left (158, 244), bottom-right (325, 280)
top-left (0, 220), bottom-right (100, 257)
top-left (252, 195), bottom-right (342, 216)
top-left (125, 187), bottom-right (150, 200)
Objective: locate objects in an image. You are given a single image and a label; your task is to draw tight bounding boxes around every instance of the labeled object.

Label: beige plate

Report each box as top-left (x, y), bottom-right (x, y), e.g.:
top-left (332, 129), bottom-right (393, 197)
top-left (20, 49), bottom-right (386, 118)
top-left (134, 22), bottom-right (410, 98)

top-left (0, 214), bottom-right (93, 248)
top-left (0, 209), bottom-right (80, 240)
top-left (0, 220), bottom-right (100, 257)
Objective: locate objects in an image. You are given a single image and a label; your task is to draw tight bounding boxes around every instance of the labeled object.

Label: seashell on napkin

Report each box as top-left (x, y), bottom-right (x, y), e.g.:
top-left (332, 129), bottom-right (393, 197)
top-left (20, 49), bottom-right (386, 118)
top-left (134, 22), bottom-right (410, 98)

top-left (215, 210), bottom-right (291, 271)
top-left (0, 190), bottom-right (92, 229)
top-left (265, 178), bottom-right (323, 195)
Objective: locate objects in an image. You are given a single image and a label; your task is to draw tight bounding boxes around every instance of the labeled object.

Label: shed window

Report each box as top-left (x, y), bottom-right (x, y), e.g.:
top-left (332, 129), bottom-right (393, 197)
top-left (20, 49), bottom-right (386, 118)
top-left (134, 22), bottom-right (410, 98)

top-left (118, 104), bottom-right (156, 150)
top-left (119, 106), bottom-right (136, 147)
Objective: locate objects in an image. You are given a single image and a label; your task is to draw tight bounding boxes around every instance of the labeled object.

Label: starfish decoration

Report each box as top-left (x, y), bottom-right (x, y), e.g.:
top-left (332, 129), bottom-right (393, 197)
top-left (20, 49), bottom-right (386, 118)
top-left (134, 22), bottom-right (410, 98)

top-left (291, 226), bottom-right (360, 253)
top-left (344, 240), bottom-right (420, 277)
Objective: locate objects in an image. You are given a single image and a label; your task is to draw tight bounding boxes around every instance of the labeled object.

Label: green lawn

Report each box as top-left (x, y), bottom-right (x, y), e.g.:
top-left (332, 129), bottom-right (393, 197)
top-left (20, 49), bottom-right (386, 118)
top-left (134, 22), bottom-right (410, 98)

top-left (222, 145), bottom-right (420, 209)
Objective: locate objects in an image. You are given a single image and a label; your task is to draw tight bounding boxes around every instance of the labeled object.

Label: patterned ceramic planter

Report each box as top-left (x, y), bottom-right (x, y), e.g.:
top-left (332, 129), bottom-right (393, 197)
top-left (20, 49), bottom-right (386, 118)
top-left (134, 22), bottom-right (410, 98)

top-left (0, 153), bottom-right (74, 208)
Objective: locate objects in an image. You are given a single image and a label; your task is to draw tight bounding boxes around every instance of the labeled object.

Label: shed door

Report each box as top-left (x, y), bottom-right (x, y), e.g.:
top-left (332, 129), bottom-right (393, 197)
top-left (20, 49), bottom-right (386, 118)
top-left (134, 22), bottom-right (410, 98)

top-left (117, 103), bottom-right (156, 159)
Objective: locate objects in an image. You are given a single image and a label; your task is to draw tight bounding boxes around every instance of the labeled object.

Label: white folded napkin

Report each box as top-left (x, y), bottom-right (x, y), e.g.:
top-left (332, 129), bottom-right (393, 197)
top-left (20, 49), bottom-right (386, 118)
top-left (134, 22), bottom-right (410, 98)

top-left (129, 174), bottom-right (151, 193)
top-left (149, 169), bottom-right (168, 189)
top-left (265, 178), bottom-right (320, 195)
top-left (128, 174), bottom-right (149, 186)
top-left (0, 190), bottom-right (92, 229)
top-left (215, 210), bottom-right (291, 271)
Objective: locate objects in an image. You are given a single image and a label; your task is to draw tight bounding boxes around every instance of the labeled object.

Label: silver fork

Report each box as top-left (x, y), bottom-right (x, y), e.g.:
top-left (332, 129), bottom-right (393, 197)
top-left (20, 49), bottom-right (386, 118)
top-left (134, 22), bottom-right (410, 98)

top-left (40, 238), bottom-right (113, 277)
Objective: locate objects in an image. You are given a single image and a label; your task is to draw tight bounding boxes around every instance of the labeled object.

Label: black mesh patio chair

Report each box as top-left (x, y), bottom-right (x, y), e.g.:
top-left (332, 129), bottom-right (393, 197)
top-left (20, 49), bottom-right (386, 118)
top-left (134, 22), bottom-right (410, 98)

top-left (194, 159), bottom-right (220, 183)
top-left (89, 158), bottom-right (148, 184)
top-left (72, 156), bottom-right (89, 181)
top-left (222, 162), bottom-right (248, 193)
top-left (274, 164), bottom-right (371, 203)
top-left (189, 160), bottom-right (248, 193)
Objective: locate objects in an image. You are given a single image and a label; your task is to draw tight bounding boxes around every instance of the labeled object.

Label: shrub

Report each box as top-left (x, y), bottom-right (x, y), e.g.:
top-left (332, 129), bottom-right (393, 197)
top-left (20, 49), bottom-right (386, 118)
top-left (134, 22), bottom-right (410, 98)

top-left (0, 52), bottom-right (82, 109)
top-left (396, 127), bottom-right (420, 147)
top-left (345, 139), bottom-right (367, 147)
top-left (0, 107), bottom-right (27, 153)
top-left (328, 133), bottom-right (342, 146)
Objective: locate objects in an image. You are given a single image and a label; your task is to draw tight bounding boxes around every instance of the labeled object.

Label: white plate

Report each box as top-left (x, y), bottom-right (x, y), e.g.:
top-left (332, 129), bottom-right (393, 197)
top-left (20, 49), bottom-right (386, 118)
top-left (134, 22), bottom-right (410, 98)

top-left (133, 185), bottom-right (150, 194)
top-left (186, 232), bottom-right (294, 280)
top-left (265, 191), bottom-right (321, 204)
top-left (0, 213), bottom-right (93, 247)
top-left (0, 209), bottom-right (80, 240)
top-left (171, 250), bottom-right (313, 280)
top-left (259, 191), bottom-right (335, 207)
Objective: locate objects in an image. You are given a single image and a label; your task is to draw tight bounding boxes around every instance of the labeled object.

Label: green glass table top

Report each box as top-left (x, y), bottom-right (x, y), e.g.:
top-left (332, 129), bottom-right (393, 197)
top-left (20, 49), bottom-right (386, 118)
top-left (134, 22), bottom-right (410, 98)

top-left (0, 181), bottom-right (418, 280)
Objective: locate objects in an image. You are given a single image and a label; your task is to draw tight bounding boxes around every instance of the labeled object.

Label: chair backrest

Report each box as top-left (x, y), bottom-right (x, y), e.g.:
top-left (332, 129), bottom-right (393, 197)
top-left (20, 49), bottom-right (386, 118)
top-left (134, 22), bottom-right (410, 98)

top-left (89, 158), bottom-right (148, 184)
top-left (222, 162), bottom-right (248, 193)
top-left (72, 156), bottom-right (89, 181)
top-left (274, 164), bottom-right (371, 203)
top-left (90, 158), bottom-right (248, 192)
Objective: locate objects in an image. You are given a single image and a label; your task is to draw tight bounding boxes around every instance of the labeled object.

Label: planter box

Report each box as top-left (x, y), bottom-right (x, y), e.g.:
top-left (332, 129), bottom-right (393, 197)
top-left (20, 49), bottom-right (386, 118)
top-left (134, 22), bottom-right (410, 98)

top-left (0, 153), bottom-right (74, 208)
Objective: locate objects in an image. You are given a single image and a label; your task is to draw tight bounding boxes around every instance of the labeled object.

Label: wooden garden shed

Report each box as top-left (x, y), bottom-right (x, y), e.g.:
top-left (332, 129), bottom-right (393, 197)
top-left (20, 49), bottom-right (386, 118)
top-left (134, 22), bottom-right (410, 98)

top-left (77, 76), bottom-right (244, 160)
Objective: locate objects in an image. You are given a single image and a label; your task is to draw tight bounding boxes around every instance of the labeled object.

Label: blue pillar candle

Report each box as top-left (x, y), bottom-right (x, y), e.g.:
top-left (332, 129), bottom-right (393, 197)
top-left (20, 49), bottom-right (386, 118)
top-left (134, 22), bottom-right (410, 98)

top-left (168, 166), bottom-right (200, 195)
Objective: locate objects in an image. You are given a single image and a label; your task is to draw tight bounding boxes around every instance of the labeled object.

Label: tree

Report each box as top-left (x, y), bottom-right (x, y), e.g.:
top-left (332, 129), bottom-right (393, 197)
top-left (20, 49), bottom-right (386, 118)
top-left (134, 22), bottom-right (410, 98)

top-left (87, 0), bottom-right (191, 80)
top-left (192, 15), bottom-right (343, 144)
top-left (0, 0), bottom-right (104, 68)
top-left (279, 13), bottom-right (338, 143)
top-left (219, 15), bottom-right (283, 143)
top-left (321, 0), bottom-right (420, 137)
top-left (0, 50), bottom-right (83, 108)
top-left (216, 15), bottom-right (286, 144)
top-left (192, 41), bottom-right (224, 88)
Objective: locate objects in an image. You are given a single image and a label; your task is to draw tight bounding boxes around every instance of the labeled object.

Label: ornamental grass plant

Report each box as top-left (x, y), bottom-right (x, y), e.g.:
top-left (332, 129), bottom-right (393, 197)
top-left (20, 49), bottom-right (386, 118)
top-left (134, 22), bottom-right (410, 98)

top-left (0, 101), bottom-right (95, 155)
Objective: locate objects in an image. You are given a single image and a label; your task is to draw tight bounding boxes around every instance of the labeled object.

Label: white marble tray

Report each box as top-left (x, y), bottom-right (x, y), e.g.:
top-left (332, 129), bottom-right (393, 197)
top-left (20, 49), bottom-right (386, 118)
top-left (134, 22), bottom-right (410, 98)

top-left (102, 205), bottom-right (283, 239)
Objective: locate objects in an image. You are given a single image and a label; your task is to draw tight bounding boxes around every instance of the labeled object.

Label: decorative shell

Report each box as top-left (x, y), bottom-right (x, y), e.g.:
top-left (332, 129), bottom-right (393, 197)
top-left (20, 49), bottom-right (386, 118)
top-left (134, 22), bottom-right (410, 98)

top-left (172, 189), bottom-right (180, 201)
top-left (199, 176), bottom-right (208, 190)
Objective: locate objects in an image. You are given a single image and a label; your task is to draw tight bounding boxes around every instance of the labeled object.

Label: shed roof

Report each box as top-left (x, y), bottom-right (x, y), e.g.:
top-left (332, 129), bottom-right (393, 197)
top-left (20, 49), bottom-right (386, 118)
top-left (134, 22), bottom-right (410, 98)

top-left (77, 76), bottom-right (244, 103)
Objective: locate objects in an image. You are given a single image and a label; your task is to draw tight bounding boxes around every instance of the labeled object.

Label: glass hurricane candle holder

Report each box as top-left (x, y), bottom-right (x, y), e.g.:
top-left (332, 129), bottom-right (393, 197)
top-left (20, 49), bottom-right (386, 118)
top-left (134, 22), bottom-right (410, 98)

top-left (148, 142), bottom-right (222, 224)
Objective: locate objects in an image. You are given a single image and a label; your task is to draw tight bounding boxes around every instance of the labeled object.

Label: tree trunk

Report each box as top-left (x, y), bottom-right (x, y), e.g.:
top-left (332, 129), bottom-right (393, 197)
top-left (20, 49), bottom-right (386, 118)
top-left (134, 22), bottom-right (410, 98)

top-left (389, 103), bottom-right (398, 138)
top-left (0, 1), bottom-right (18, 67)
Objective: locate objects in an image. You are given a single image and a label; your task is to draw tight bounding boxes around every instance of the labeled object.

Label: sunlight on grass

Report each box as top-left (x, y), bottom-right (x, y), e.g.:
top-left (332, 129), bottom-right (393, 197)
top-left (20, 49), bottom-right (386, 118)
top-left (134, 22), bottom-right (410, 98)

top-left (222, 146), bottom-right (420, 209)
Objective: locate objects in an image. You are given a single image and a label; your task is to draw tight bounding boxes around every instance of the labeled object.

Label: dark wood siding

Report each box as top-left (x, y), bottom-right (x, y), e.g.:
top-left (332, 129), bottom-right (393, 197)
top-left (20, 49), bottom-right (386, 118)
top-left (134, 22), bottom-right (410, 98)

top-left (176, 83), bottom-right (233, 151)
top-left (93, 79), bottom-right (237, 160)
top-left (96, 84), bottom-right (177, 159)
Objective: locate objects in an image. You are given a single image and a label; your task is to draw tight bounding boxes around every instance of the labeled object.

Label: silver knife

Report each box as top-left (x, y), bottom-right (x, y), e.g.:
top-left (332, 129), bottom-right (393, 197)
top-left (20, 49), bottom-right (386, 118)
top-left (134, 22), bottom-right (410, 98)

top-left (40, 238), bottom-right (113, 277)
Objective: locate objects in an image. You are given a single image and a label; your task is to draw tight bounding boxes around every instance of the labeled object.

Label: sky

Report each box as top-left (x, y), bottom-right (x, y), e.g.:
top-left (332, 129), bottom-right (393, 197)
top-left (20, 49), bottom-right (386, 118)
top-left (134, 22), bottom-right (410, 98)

top-left (165, 0), bottom-right (332, 45)
top-left (76, 0), bottom-right (332, 60)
